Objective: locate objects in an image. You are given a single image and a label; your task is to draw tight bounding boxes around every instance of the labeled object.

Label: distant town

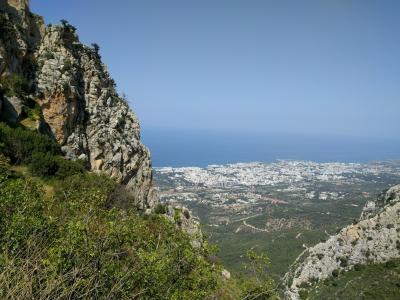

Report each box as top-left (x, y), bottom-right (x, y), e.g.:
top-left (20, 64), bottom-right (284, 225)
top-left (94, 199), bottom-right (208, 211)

top-left (155, 160), bottom-right (400, 221)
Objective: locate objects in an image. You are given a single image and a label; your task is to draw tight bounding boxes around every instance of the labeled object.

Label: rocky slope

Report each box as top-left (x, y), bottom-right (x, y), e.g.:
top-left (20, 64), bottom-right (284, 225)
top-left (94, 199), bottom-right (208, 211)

top-left (0, 0), bottom-right (156, 208)
top-left (284, 184), bottom-right (400, 299)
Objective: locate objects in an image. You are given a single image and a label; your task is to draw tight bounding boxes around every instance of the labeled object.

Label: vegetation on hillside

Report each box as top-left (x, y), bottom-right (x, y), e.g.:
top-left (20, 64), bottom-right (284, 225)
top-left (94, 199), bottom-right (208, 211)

top-left (301, 259), bottom-right (400, 300)
top-left (0, 122), bottom-right (278, 299)
top-left (0, 74), bottom-right (30, 97)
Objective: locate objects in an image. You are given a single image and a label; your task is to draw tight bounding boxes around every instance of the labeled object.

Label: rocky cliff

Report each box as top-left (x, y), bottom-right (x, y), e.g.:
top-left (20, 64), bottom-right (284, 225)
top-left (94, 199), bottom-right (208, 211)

top-left (284, 184), bottom-right (400, 299)
top-left (0, 0), bottom-right (157, 208)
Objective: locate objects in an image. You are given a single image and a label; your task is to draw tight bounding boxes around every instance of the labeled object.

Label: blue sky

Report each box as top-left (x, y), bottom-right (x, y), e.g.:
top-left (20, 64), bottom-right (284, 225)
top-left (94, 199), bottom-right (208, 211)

top-left (31, 0), bottom-right (400, 139)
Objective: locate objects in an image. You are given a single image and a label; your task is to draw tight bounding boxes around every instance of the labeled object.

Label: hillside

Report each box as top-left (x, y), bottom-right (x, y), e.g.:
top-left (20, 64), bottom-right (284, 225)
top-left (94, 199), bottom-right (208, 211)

top-left (304, 259), bottom-right (400, 300)
top-left (284, 185), bottom-right (400, 299)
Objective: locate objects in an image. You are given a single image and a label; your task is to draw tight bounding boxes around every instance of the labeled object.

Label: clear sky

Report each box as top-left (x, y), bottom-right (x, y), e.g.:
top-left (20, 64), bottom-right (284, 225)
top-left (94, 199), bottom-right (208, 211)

top-left (31, 0), bottom-right (400, 139)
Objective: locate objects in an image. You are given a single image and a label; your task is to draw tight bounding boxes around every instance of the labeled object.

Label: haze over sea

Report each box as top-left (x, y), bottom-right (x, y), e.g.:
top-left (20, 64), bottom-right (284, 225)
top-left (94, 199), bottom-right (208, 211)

top-left (142, 128), bottom-right (400, 167)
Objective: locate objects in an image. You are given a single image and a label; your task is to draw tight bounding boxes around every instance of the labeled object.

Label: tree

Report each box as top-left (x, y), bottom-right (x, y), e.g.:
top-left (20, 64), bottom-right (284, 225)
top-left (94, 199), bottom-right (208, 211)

top-left (60, 19), bottom-right (76, 33)
top-left (60, 19), bottom-right (69, 27)
top-left (240, 249), bottom-right (278, 299)
top-left (91, 43), bottom-right (101, 58)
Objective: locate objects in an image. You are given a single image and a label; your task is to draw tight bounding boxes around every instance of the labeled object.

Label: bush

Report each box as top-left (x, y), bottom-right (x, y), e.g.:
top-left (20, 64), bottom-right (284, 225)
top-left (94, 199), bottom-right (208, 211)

top-left (385, 260), bottom-right (397, 269)
top-left (332, 269), bottom-right (340, 277)
top-left (0, 74), bottom-right (29, 97)
top-left (0, 153), bottom-right (10, 175)
top-left (299, 289), bottom-right (309, 300)
top-left (29, 153), bottom-right (84, 179)
top-left (54, 156), bottom-right (85, 179)
top-left (62, 58), bottom-right (73, 72)
top-left (29, 152), bottom-right (58, 177)
top-left (354, 264), bottom-right (365, 271)
top-left (60, 19), bottom-right (76, 33)
top-left (22, 103), bottom-right (42, 121)
top-left (0, 123), bottom-right (60, 164)
top-left (239, 249), bottom-right (277, 299)
top-left (0, 175), bottom-right (53, 257)
top-left (154, 203), bottom-right (167, 214)
top-left (339, 256), bottom-right (348, 267)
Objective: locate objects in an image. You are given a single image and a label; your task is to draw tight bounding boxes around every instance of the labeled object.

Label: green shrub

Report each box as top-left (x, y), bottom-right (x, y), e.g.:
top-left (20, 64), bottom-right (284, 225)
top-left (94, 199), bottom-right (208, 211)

top-left (0, 74), bottom-right (29, 97)
top-left (0, 153), bottom-right (10, 175)
top-left (0, 175), bottom-right (53, 257)
top-left (353, 264), bottom-right (364, 271)
top-left (332, 269), bottom-right (339, 277)
top-left (29, 152), bottom-right (58, 177)
top-left (339, 256), bottom-right (348, 268)
top-left (239, 249), bottom-right (277, 299)
top-left (154, 203), bottom-right (167, 214)
top-left (385, 260), bottom-right (397, 269)
top-left (0, 123), bottom-right (60, 164)
top-left (174, 208), bottom-right (182, 226)
top-left (62, 58), bottom-right (73, 72)
top-left (42, 51), bottom-right (55, 60)
top-left (22, 103), bottom-right (42, 121)
top-left (60, 19), bottom-right (76, 33)
top-left (299, 289), bottom-right (309, 300)
top-left (54, 156), bottom-right (85, 179)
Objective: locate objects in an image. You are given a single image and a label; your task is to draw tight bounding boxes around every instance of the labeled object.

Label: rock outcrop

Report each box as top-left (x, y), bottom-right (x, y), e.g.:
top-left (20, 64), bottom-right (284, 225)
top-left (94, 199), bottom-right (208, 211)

top-left (0, 0), bottom-right (157, 208)
top-left (284, 184), bottom-right (400, 299)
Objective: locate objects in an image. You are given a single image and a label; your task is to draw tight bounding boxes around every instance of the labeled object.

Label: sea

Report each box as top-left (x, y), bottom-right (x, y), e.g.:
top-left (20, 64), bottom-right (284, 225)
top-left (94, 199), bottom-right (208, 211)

top-left (141, 128), bottom-right (400, 168)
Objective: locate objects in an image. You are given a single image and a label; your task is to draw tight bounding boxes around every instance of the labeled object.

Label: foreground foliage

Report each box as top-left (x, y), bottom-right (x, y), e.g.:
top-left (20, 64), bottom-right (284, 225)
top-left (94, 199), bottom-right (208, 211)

top-left (0, 171), bottom-right (222, 299)
top-left (0, 123), bottom-right (278, 299)
top-left (302, 259), bottom-right (400, 300)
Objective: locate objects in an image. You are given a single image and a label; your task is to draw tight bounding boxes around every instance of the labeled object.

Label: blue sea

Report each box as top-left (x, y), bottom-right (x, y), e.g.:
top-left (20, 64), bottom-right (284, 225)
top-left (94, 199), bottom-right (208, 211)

top-left (142, 128), bottom-right (400, 167)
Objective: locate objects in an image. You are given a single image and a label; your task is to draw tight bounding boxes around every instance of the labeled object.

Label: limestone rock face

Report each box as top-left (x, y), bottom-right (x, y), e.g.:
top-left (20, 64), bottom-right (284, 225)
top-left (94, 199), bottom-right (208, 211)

top-left (361, 184), bottom-right (400, 220)
top-left (164, 205), bottom-right (203, 248)
top-left (35, 27), bottom-right (157, 209)
top-left (0, 0), bottom-right (44, 76)
top-left (2, 0), bottom-right (29, 11)
top-left (0, 0), bottom-right (157, 209)
top-left (284, 184), bottom-right (400, 300)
